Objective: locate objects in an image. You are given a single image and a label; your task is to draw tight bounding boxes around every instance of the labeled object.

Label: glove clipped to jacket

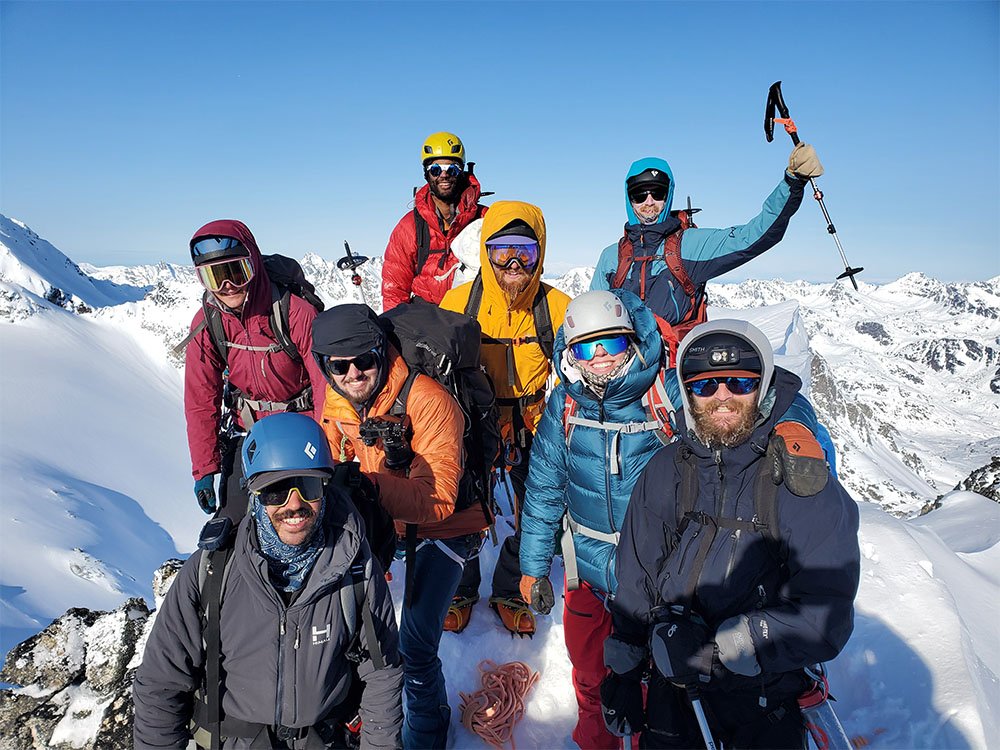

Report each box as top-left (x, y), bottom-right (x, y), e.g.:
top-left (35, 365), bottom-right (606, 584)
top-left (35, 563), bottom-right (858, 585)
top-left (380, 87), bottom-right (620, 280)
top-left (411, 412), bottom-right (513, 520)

top-left (600, 664), bottom-right (646, 737)
top-left (788, 142), bottom-right (824, 179)
top-left (519, 575), bottom-right (555, 615)
top-left (194, 474), bottom-right (218, 514)
top-left (649, 607), bottom-right (718, 688)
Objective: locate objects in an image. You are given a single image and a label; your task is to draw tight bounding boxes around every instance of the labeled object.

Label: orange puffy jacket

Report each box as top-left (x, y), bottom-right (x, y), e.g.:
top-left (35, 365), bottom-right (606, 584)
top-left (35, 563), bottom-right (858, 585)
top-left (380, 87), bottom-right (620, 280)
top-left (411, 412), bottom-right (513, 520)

top-left (319, 345), bottom-right (489, 539)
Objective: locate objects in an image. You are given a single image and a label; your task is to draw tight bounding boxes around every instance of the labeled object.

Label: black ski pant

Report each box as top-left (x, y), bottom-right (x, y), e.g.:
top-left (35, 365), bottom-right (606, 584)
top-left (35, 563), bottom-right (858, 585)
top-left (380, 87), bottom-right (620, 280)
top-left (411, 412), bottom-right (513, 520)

top-left (641, 673), bottom-right (806, 750)
top-left (454, 432), bottom-right (532, 602)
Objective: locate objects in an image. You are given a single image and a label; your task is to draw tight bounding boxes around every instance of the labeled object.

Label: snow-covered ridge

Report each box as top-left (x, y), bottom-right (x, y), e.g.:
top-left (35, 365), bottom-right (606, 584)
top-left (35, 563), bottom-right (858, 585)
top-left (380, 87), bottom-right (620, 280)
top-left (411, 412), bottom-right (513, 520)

top-left (2, 212), bottom-right (998, 516)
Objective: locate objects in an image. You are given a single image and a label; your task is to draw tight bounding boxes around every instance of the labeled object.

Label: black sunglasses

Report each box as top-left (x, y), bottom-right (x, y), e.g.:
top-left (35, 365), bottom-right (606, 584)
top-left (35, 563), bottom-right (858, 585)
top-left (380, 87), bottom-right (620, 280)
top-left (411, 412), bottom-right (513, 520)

top-left (426, 163), bottom-right (462, 178)
top-left (324, 349), bottom-right (379, 376)
top-left (687, 376), bottom-right (761, 398)
top-left (629, 187), bottom-right (667, 203)
top-left (254, 476), bottom-right (326, 506)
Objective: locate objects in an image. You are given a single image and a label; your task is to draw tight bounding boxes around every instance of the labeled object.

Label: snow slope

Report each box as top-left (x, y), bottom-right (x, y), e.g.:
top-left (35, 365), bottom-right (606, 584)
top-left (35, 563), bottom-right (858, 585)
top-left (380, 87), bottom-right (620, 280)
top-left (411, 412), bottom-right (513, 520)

top-left (2, 215), bottom-right (999, 747)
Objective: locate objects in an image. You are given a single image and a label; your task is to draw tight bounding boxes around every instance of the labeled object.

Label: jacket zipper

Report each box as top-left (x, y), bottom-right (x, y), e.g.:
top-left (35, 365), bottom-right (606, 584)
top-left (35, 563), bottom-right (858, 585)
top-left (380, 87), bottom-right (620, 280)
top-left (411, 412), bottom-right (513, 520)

top-left (600, 399), bottom-right (615, 532)
top-left (714, 450), bottom-right (725, 516)
top-left (725, 529), bottom-right (741, 580)
top-left (275, 610), bottom-right (287, 728)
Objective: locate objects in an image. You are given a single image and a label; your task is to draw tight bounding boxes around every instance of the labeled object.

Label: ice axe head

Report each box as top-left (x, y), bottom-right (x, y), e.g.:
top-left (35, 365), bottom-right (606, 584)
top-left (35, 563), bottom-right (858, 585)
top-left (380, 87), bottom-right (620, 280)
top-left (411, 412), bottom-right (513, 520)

top-left (764, 81), bottom-right (798, 144)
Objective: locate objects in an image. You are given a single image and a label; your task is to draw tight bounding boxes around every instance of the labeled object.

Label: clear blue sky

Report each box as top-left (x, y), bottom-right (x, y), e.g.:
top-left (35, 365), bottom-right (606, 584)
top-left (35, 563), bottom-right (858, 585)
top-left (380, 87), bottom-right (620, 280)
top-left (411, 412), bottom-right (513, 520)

top-left (2, 1), bottom-right (997, 283)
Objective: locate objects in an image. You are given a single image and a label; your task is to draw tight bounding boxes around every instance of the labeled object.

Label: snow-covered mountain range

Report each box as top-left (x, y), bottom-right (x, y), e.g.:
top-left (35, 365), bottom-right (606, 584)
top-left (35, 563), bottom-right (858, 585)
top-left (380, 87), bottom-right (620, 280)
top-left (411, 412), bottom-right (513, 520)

top-left (2, 214), bottom-right (999, 748)
top-left (12, 213), bottom-right (998, 515)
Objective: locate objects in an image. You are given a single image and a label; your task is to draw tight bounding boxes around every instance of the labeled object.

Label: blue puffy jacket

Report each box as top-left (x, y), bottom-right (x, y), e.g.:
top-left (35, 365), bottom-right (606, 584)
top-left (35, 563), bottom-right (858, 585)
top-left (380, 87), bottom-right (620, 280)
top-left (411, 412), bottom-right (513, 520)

top-left (520, 291), bottom-right (675, 595)
top-left (591, 157), bottom-right (806, 325)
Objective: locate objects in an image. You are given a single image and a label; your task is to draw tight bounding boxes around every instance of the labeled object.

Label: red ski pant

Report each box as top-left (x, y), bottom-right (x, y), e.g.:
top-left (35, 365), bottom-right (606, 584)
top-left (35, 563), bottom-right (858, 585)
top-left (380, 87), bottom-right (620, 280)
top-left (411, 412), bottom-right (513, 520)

top-left (564, 581), bottom-right (622, 750)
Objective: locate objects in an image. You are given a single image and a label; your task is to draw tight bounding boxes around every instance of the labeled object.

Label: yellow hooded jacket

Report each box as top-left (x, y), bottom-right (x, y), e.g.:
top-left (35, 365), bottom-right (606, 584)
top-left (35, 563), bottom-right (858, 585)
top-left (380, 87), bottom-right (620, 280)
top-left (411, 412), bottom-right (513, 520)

top-left (441, 201), bottom-right (570, 445)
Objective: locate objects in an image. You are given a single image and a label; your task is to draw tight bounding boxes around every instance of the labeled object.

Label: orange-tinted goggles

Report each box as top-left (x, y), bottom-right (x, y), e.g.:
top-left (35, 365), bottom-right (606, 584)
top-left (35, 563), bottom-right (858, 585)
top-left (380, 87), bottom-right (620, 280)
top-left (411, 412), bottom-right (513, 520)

top-left (196, 257), bottom-right (254, 293)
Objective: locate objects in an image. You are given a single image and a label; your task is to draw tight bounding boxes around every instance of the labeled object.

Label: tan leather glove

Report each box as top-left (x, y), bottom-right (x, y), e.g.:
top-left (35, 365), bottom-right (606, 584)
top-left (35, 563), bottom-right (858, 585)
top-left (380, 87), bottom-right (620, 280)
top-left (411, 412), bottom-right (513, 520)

top-left (788, 142), bottom-right (824, 178)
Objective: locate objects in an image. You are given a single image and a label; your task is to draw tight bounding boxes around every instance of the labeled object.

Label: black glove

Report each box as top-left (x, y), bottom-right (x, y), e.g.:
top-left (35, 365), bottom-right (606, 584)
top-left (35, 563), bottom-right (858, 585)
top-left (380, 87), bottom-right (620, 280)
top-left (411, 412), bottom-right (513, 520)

top-left (600, 665), bottom-right (645, 737)
top-left (519, 575), bottom-right (555, 615)
top-left (650, 609), bottom-right (715, 687)
top-left (194, 475), bottom-right (218, 515)
top-left (331, 462), bottom-right (380, 505)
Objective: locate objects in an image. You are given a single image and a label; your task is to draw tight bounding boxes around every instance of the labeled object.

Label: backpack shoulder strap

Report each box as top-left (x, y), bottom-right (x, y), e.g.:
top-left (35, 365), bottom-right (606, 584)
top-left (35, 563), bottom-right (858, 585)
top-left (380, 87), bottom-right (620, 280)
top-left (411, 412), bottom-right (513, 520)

top-left (464, 272), bottom-right (484, 318)
top-left (202, 297), bottom-right (230, 367)
top-left (533, 286), bottom-right (554, 361)
top-left (268, 283), bottom-right (301, 363)
top-left (414, 207), bottom-right (432, 275)
top-left (197, 543), bottom-right (235, 750)
top-left (754, 439), bottom-right (786, 563)
top-left (172, 316), bottom-right (207, 358)
top-left (662, 228), bottom-right (695, 298)
top-left (610, 229), bottom-right (634, 290)
top-left (640, 370), bottom-right (676, 446)
top-left (340, 553), bottom-right (385, 670)
top-left (390, 369), bottom-right (419, 418)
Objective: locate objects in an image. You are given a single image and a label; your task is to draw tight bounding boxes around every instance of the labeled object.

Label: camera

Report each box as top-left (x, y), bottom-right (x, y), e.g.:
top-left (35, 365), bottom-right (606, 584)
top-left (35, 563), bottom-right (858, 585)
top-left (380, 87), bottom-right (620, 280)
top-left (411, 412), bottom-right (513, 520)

top-left (358, 416), bottom-right (414, 470)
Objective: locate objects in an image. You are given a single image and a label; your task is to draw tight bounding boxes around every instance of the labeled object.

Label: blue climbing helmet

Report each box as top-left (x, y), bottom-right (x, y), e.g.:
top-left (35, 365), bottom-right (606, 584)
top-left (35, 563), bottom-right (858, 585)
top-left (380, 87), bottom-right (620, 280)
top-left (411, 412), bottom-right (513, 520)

top-left (241, 413), bottom-right (335, 493)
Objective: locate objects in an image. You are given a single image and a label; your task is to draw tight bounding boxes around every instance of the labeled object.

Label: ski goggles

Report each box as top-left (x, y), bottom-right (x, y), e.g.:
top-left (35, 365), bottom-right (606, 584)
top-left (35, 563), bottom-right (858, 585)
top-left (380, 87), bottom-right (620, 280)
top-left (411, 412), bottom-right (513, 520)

top-left (686, 376), bottom-right (761, 398)
top-left (570, 334), bottom-right (630, 361)
top-left (486, 242), bottom-right (540, 270)
top-left (426, 163), bottom-right (463, 178)
top-left (629, 187), bottom-right (668, 204)
top-left (196, 256), bottom-right (254, 293)
top-left (323, 349), bottom-right (380, 376)
top-left (253, 476), bottom-right (326, 506)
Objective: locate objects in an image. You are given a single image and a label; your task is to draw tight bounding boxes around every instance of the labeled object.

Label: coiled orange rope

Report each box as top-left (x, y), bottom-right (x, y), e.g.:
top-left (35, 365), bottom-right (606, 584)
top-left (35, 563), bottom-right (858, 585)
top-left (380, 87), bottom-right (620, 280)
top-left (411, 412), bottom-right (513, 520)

top-left (459, 659), bottom-right (540, 749)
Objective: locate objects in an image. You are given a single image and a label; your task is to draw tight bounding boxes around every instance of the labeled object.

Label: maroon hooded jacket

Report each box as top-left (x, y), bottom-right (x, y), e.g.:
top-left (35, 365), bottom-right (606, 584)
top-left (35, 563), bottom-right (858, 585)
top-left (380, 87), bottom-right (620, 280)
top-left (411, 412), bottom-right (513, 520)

top-left (184, 220), bottom-right (327, 480)
top-left (380, 174), bottom-right (488, 311)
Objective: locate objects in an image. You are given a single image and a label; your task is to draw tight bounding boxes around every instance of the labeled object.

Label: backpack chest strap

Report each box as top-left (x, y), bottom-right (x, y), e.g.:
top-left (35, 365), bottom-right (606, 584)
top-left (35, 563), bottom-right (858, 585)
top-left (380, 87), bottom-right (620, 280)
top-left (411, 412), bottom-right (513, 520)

top-left (565, 414), bottom-right (662, 475)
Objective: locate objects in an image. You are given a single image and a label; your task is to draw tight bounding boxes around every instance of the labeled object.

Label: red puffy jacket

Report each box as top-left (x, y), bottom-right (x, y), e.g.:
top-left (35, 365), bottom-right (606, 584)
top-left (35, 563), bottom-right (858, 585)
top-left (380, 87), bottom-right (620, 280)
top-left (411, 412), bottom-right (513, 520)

top-left (380, 174), bottom-right (488, 311)
top-left (183, 219), bottom-right (328, 480)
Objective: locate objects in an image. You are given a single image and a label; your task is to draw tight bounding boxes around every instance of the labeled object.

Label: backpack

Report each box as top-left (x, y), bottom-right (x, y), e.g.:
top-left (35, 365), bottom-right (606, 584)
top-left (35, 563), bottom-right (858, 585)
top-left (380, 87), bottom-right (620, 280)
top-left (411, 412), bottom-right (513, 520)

top-left (378, 299), bottom-right (503, 524)
top-left (463, 271), bottom-right (555, 449)
top-left (193, 498), bottom-right (383, 750)
top-left (174, 254), bottom-right (325, 426)
top-left (610, 208), bottom-right (708, 340)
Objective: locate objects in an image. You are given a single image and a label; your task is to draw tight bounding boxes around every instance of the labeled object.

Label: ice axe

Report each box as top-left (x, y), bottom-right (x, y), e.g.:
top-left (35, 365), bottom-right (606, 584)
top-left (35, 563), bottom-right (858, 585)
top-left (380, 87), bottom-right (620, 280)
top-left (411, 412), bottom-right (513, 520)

top-left (687, 687), bottom-right (718, 750)
top-left (337, 240), bottom-right (369, 304)
top-left (765, 80), bottom-right (863, 290)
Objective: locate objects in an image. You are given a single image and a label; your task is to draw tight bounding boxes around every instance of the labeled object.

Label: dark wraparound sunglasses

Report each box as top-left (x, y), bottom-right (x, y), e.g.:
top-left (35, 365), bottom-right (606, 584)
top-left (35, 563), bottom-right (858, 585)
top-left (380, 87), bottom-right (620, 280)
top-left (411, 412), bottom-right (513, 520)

top-left (629, 187), bottom-right (667, 203)
top-left (253, 476), bottom-right (325, 506)
top-left (324, 349), bottom-right (379, 376)
top-left (686, 376), bottom-right (761, 398)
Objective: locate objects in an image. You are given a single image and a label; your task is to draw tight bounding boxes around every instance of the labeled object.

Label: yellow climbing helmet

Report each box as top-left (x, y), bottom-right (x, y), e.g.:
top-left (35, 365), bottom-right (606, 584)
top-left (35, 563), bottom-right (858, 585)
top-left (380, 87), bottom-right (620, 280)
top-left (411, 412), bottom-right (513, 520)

top-left (421, 131), bottom-right (465, 166)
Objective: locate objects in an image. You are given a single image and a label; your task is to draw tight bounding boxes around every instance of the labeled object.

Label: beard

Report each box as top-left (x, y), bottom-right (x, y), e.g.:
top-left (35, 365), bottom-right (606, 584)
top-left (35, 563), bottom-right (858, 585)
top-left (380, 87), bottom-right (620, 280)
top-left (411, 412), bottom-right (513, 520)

top-left (690, 397), bottom-right (759, 449)
top-left (497, 269), bottom-right (532, 298)
top-left (428, 175), bottom-right (463, 202)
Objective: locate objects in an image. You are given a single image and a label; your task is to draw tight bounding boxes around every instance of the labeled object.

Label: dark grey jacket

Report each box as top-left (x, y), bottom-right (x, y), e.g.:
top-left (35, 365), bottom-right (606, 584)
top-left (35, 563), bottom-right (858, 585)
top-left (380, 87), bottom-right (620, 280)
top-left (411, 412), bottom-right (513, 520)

top-left (133, 497), bottom-right (403, 749)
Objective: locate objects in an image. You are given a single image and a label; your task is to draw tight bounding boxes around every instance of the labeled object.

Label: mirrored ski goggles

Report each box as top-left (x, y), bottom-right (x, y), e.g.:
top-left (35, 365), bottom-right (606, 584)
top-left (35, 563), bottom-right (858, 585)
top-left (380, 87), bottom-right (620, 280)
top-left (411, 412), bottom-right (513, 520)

top-left (426, 162), bottom-right (463, 178)
top-left (629, 187), bottom-right (668, 204)
top-left (196, 257), bottom-right (254, 293)
top-left (323, 349), bottom-right (380, 376)
top-left (686, 376), bottom-right (761, 398)
top-left (252, 476), bottom-right (326, 506)
top-left (191, 236), bottom-right (245, 259)
top-left (570, 334), bottom-right (630, 361)
top-left (486, 242), bottom-right (540, 270)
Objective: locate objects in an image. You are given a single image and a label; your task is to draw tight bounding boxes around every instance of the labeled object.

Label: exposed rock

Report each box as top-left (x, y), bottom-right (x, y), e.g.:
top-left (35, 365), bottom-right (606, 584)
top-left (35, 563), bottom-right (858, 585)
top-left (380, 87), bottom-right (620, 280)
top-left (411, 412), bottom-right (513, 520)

top-left (954, 456), bottom-right (1000, 503)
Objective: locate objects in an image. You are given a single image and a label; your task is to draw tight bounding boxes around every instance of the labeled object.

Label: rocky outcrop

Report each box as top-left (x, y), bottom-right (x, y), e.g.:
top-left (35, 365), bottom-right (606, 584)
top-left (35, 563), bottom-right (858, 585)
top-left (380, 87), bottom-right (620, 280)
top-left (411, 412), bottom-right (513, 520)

top-left (0, 559), bottom-right (183, 750)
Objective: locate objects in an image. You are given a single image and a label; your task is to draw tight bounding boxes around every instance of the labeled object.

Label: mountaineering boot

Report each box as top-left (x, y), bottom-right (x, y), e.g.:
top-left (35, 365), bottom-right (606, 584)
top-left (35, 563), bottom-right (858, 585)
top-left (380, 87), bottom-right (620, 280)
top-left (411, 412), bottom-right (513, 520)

top-left (443, 595), bottom-right (478, 633)
top-left (489, 596), bottom-right (536, 637)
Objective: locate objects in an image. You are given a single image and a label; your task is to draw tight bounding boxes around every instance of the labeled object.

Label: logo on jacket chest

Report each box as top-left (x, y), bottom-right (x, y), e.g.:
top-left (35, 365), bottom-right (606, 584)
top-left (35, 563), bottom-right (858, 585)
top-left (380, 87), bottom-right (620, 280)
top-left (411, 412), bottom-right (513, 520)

top-left (312, 623), bottom-right (331, 645)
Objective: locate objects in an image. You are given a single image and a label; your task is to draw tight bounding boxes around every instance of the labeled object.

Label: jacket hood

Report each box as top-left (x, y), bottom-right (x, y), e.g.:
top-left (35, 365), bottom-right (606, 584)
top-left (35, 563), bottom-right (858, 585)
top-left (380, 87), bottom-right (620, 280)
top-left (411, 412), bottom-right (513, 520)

top-left (557, 290), bottom-right (664, 408)
top-left (190, 219), bottom-right (270, 316)
top-left (479, 200), bottom-right (547, 309)
top-left (624, 157), bottom-right (675, 225)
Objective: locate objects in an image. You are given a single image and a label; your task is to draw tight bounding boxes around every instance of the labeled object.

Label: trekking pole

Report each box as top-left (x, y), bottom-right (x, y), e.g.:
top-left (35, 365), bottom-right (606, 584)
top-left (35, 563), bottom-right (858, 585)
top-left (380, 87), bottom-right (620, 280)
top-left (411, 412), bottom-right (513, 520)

top-left (687, 687), bottom-right (719, 750)
top-left (337, 240), bottom-right (370, 304)
top-left (764, 80), bottom-right (864, 291)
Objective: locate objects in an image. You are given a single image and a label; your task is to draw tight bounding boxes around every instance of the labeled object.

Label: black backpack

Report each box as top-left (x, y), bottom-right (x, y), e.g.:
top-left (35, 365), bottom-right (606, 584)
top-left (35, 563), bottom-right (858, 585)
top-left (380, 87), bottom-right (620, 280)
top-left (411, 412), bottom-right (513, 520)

top-left (378, 299), bottom-right (503, 525)
top-left (174, 254), bottom-right (325, 425)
